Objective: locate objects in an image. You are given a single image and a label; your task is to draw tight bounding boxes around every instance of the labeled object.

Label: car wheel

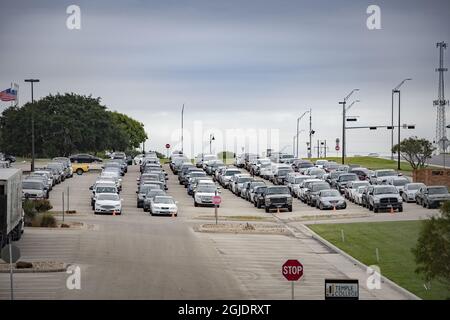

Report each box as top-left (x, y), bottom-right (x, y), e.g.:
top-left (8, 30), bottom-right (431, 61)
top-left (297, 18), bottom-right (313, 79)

top-left (265, 207), bottom-right (269, 213)
top-left (373, 206), bottom-right (378, 213)
top-left (76, 168), bottom-right (83, 175)
top-left (398, 206), bottom-right (403, 212)
top-left (194, 201), bottom-right (198, 207)
top-left (257, 201), bottom-right (261, 209)
top-left (319, 203), bottom-right (323, 210)
top-left (288, 206), bottom-right (293, 212)
top-left (423, 201), bottom-right (427, 208)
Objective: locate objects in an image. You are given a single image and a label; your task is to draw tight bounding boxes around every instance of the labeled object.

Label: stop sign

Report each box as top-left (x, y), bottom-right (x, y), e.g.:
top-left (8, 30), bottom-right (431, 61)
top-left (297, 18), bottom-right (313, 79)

top-left (335, 145), bottom-right (340, 151)
top-left (165, 144), bottom-right (170, 149)
top-left (212, 196), bottom-right (221, 205)
top-left (282, 260), bottom-right (303, 281)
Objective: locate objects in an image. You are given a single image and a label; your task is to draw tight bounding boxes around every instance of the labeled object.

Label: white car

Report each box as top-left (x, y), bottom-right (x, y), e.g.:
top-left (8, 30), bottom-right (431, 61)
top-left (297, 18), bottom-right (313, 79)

top-left (402, 183), bottom-right (426, 202)
top-left (150, 196), bottom-right (178, 216)
top-left (259, 164), bottom-right (274, 180)
top-left (386, 176), bottom-right (411, 194)
top-left (194, 183), bottom-right (220, 207)
top-left (134, 154), bottom-right (144, 165)
top-left (94, 193), bottom-right (122, 215)
top-left (348, 181), bottom-right (370, 202)
top-left (290, 175), bottom-right (312, 197)
top-left (354, 186), bottom-right (366, 205)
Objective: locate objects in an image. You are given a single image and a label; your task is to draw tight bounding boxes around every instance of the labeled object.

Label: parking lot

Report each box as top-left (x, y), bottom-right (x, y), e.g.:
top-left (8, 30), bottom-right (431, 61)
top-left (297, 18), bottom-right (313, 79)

top-left (1, 160), bottom-right (434, 299)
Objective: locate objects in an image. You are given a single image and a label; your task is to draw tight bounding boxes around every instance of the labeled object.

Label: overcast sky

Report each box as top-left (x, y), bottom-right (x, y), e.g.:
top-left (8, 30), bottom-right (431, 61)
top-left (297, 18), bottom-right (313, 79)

top-left (0, 0), bottom-right (449, 157)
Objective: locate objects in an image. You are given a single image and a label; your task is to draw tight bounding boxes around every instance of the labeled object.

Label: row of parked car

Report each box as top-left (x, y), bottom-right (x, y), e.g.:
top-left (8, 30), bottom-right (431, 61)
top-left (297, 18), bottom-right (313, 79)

top-left (22, 157), bottom-right (74, 200)
top-left (137, 152), bottom-right (178, 216)
top-left (89, 152), bottom-right (129, 215)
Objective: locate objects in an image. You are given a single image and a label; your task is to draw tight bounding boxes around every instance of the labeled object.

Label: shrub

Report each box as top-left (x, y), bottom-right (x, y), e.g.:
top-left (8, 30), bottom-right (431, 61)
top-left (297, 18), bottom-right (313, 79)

top-left (32, 213), bottom-right (57, 228)
top-left (22, 199), bottom-right (37, 226)
top-left (33, 199), bottom-right (53, 212)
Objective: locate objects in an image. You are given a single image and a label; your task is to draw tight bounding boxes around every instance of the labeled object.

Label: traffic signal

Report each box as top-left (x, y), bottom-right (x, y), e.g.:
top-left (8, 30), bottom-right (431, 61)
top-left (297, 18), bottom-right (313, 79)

top-left (346, 118), bottom-right (357, 122)
top-left (407, 125), bottom-right (415, 129)
top-left (387, 126), bottom-right (394, 129)
top-left (369, 127), bottom-right (377, 130)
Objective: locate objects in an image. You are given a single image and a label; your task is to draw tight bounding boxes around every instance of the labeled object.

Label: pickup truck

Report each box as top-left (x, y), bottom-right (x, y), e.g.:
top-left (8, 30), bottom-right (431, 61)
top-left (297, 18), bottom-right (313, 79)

top-left (0, 169), bottom-right (24, 248)
top-left (367, 185), bottom-right (403, 213)
top-left (263, 186), bottom-right (293, 213)
top-left (72, 163), bottom-right (90, 175)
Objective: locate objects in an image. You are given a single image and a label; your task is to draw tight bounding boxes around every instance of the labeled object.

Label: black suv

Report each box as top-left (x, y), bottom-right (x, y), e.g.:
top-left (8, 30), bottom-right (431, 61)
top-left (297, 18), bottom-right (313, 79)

top-left (70, 154), bottom-right (103, 163)
top-left (263, 186), bottom-right (293, 213)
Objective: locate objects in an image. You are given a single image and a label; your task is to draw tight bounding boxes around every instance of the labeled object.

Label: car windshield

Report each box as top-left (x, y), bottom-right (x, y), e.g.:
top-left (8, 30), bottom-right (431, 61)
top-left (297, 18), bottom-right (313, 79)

top-left (378, 171), bottom-right (396, 177)
top-left (197, 186), bottom-right (217, 193)
top-left (98, 194), bottom-right (119, 201)
top-left (407, 184), bottom-right (423, 190)
top-left (340, 174), bottom-right (357, 181)
top-left (428, 187), bottom-right (448, 195)
top-left (22, 181), bottom-right (43, 189)
top-left (259, 160), bottom-right (271, 165)
top-left (96, 187), bottom-right (116, 193)
top-left (251, 182), bottom-right (266, 188)
top-left (312, 184), bottom-right (330, 191)
top-left (299, 163), bottom-right (314, 168)
top-left (352, 182), bottom-right (368, 189)
top-left (393, 179), bottom-right (408, 186)
top-left (321, 190), bottom-right (340, 197)
top-left (154, 197), bottom-right (175, 204)
top-left (374, 187), bottom-right (398, 195)
top-left (147, 190), bottom-right (165, 197)
top-left (238, 177), bottom-right (252, 183)
top-left (225, 171), bottom-right (240, 176)
top-left (294, 177), bottom-right (308, 183)
top-left (278, 170), bottom-right (291, 176)
top-left (190, 172), bottom-right (206, 177)
top-left (266, 187), bottom-right (289, 195)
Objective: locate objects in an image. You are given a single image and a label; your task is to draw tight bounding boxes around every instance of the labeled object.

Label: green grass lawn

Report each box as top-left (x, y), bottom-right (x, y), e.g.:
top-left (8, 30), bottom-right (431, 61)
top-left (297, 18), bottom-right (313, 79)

top-left (309, 221), bottom-right (450, 300)
top-left (310, 156), bottom-right (416, 172)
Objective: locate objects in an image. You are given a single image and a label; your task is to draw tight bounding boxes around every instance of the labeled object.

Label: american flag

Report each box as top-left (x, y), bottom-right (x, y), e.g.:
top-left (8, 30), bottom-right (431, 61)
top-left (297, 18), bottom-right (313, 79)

top-left (0, 88), bottom-right (17, 102)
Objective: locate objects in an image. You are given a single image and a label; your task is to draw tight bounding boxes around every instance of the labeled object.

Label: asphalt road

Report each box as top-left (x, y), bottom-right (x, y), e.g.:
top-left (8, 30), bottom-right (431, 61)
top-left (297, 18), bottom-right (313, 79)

top-left (1, 163), bottom-right (431, 300)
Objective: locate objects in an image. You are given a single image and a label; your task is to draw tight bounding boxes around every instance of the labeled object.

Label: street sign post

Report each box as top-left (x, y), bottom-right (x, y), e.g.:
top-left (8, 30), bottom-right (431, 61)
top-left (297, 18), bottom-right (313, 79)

top-left (282, 259), bottom-right (303, 300)
top-left (1, 242), bottom-right (21, 300)
top-left (213, 195), bottom-right (221, 225)
top-left (165, 144), bottom-right (171, 158)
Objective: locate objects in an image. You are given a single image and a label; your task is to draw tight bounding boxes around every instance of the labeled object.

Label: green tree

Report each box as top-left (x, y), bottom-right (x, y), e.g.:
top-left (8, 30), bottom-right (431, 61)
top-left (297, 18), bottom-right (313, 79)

top-left (412, 201), bottom-right (450, 290)
top-left (392, 137), bottom-right (435, 170)
top-left (0, 93), bottom-right (147, 157)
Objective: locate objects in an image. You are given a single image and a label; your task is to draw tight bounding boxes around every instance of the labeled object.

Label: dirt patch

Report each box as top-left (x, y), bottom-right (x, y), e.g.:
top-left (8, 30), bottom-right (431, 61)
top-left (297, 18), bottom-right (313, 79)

top-left (0, 261), bottom-right (68, 273)
top-left (195, 222), bottom-right (292, 235)
top-left (283, 212), bottom-right (374, 222)
top-left (193, 215), bottom-right (276, 222)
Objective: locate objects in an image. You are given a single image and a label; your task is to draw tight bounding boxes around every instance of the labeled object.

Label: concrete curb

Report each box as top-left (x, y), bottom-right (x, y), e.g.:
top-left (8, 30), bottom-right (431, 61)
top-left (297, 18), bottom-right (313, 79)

top-left (298, 224), bottom-right (421, 300)
top-left (194, 223), bottom-right (291, 236)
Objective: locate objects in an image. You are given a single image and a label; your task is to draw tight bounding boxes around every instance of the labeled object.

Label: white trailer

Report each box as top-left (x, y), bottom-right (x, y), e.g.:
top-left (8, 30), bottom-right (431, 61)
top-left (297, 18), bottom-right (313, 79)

top-left (0, 169), bottom-right (24, 249)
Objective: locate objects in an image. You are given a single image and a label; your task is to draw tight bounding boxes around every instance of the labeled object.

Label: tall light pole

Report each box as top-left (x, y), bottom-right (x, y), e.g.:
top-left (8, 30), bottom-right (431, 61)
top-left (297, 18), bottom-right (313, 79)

top-left (393, 79), bottom-right (412, 170)
top-left (296, 110), bottom-right (310, 158)
top-left (209, 133), bottom-right (215, 154)
top-left (308, 109), bottom-right (313, 159)
top-left (181, 104), bottom-right (184, 154)
top-left (24, 79), bottom-right (40, 172)
top-left (392, 79), bottom-right (412, 162)
top-left (339, 89), bottom-right (359, 164)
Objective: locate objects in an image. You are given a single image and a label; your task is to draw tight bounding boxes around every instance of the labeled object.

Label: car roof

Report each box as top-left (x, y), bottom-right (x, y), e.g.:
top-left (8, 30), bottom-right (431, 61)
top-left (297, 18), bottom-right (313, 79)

top-left (154, 196), bottom-right (174, 200)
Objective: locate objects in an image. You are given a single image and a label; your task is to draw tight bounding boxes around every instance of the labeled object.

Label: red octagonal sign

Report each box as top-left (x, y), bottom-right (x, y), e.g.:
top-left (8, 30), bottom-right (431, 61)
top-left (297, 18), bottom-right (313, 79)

top-left (282, 260), bottom-right (303, 281)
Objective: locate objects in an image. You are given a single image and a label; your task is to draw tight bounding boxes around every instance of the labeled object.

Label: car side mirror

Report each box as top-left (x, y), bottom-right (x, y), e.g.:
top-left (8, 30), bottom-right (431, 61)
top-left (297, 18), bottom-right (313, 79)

top-left (136, 191), bottom-right (138, 194)
top-left (89, 186), bottom-right (93, 190)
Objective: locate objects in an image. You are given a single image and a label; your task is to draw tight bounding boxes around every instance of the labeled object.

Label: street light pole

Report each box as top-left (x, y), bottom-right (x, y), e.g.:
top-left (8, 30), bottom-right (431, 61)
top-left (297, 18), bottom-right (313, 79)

top-left (391, 90), bottom-right (394, 160)
top-left (309, 109), bottom-right (312, 159)
top-left (209, 134), bottom-right (215, 154)
top-left (296, 110), bottom-right (310, 158)
top-left (181, 104), bottom-right (184, 154)
top-left (392, 78), bottom-right (412, 171)
top-left (339, 89), bottom-right (359, 164)
top-left (24, 79), bottom-right (40, 172)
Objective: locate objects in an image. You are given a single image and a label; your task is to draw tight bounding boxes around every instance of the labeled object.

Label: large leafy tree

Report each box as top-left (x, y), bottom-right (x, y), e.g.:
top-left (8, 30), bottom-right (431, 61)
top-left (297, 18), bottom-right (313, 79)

top-left (0, 93), bottom-right (147, 157)
top-left (392, 137), bottom-right (435, 170)
top-left (412, 201), bottom-right (450, 290)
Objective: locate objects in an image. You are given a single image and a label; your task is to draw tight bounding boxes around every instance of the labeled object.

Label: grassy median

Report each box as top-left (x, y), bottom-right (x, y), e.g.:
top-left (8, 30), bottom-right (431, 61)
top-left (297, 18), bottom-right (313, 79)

top-left (310, 156), bottom-right (416, 172)
top-left (309, 221), bottom-right (450, 300)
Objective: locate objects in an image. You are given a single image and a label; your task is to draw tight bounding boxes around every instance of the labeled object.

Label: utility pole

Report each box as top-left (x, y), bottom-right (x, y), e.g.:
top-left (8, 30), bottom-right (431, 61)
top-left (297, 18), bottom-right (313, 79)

top-left (324, 140), bottom-right (327, 158)
top-left (24, 79), bottom-right (40, 172)
top-left (209, 133), bottom-right (215, 154)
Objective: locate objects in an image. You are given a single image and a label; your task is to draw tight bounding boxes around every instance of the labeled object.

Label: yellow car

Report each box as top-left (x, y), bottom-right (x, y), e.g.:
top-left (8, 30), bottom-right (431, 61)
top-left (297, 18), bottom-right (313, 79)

top-left (72, 163), bottom-right (89, 175)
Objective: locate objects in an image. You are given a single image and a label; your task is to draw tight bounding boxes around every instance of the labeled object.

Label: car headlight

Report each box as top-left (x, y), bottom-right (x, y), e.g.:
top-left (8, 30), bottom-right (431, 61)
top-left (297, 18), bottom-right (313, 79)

top-left (265, 198), bottom-right (271, 204)
top-left (374, 198), bottom-right (380, 203)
